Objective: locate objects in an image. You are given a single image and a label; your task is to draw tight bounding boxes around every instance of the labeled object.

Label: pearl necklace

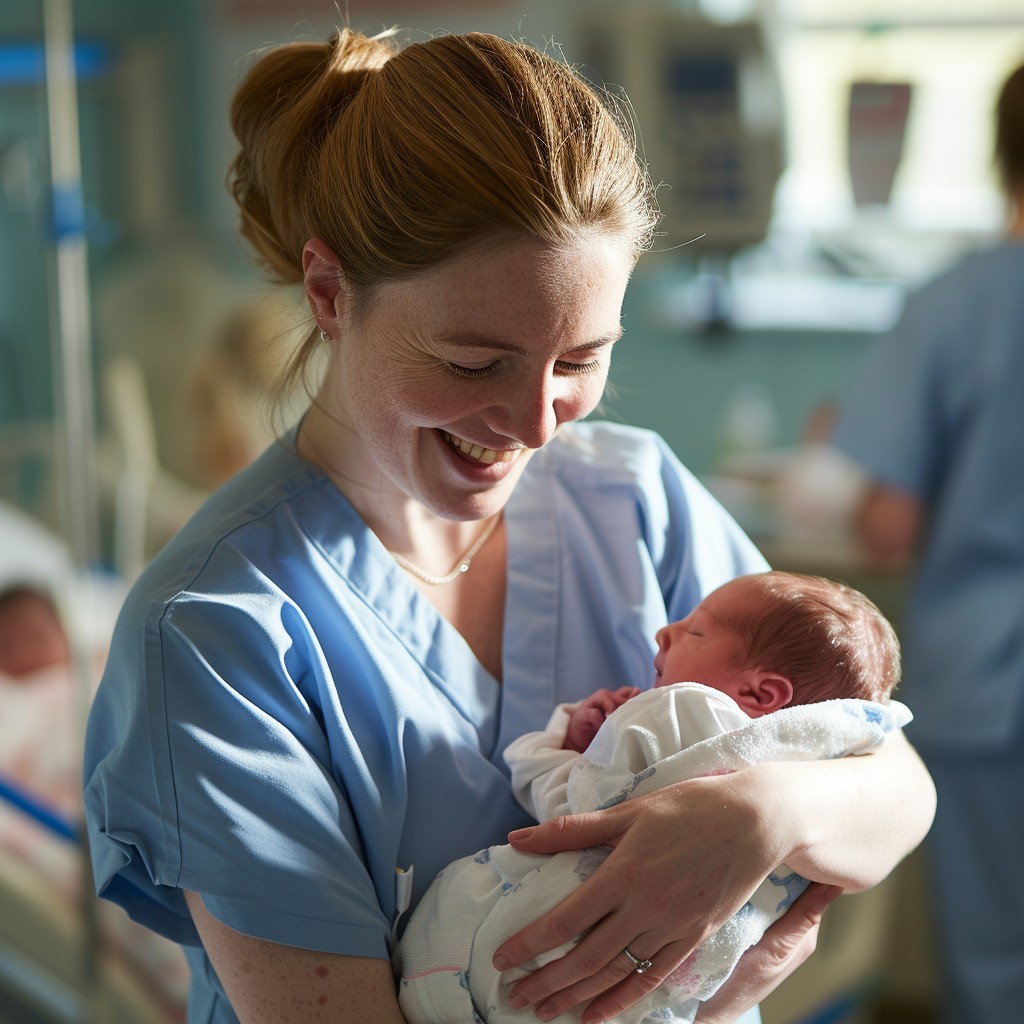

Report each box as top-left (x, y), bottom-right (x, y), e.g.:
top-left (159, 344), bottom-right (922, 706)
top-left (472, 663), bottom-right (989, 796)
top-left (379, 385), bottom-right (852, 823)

top-left (390, 515), bottom-right (502, 586)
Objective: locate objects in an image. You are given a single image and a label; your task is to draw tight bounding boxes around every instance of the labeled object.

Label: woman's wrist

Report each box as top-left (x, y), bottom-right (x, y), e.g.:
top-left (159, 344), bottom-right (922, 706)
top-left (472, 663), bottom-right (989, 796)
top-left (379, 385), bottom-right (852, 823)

top-left (736, 761), bottom-right (816, 872)
top-left (744, 738), bottom-right (934, 891)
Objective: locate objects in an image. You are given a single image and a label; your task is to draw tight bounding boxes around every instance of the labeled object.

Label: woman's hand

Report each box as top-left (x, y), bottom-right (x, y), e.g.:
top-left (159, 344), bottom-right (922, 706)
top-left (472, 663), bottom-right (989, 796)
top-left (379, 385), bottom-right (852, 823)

top-left (696, 882), bottom-right (843, 1024)
top-left (492, 735), bottom-right (933, 1023)
top-left (492, 768), bottom-right (789, 1024)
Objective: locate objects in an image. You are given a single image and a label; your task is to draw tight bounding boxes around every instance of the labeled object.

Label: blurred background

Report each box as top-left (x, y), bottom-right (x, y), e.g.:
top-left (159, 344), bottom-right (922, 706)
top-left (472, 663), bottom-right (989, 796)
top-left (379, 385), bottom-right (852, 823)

top-left (2, 0), bottom-right (1021, 1021)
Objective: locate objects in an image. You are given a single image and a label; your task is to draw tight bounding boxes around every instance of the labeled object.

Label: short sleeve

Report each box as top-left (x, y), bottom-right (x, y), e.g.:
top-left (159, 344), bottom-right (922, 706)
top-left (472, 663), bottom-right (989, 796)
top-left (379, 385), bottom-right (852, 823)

top-left (648, 432), bottom-right (770, 616)
top-left (85, 582), bottom-right (393, 957)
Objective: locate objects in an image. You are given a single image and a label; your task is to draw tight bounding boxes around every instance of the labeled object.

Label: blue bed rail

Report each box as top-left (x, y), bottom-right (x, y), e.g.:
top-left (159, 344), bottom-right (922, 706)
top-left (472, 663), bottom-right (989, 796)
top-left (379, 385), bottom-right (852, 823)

top-left (0, 771), bottom-right (81, 844)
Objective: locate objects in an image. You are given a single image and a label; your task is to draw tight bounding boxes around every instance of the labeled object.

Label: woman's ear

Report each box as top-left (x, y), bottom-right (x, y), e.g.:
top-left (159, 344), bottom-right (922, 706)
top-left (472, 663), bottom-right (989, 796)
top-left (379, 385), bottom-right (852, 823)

top-left (302, 238), bottom-right (345, 338)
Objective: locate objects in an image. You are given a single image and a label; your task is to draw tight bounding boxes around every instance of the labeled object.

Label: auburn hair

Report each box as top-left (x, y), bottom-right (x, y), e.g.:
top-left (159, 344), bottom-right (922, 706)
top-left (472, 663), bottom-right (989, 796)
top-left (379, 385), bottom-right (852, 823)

top-left (228, 29), bottom-right (657, 289)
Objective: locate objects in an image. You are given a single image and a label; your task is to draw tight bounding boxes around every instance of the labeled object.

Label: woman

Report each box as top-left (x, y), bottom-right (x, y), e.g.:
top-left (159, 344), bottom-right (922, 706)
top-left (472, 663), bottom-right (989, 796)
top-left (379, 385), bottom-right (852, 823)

top-left (83, 28), bottom-right (935, 1024)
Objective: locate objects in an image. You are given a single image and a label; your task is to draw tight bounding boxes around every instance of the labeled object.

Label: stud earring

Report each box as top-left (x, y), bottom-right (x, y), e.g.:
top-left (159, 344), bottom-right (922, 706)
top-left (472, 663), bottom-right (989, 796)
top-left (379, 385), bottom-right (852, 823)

top-left (319, 329), bottom-right (330, 343)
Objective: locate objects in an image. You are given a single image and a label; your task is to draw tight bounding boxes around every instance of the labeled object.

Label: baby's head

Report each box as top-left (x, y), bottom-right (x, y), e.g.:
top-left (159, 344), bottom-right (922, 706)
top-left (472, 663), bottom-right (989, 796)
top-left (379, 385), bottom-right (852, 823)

top-left (653, 571), bottom-right (901, 717)
top-left (0, 585), bottom-right (70, 681)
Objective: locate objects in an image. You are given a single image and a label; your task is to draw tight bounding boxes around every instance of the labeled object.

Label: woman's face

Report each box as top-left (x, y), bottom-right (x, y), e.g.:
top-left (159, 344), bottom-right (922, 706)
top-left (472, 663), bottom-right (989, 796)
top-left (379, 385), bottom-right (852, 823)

top-left (317, 234), bottom-right (633, 522)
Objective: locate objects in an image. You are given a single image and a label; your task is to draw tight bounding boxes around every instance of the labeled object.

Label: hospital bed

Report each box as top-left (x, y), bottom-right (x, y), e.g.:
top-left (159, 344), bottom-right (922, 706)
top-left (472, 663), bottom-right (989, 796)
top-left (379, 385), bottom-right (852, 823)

top-left (0, 501), bottom-right (188, 1024)
top-left (0, 783), bottom-right (187, 1024)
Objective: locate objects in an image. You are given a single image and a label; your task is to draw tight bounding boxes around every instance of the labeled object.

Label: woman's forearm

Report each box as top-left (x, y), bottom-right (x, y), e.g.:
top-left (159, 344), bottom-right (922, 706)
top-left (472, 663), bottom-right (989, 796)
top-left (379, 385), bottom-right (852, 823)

top-left (755, 731), bottom-right (936, 891)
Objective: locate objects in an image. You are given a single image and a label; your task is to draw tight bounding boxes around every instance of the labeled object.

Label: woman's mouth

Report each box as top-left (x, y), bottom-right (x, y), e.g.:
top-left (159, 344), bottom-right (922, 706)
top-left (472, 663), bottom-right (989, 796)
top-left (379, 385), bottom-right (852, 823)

top-left (442, 431), bottom-right (518, 466)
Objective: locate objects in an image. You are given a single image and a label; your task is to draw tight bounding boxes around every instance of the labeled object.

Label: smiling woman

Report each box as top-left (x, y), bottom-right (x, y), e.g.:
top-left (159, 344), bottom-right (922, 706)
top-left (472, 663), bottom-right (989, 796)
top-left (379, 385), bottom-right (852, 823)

top-left (299, 233), bottom-right (632, 545)
top-left (82, 25), bottom-right (935, 1024)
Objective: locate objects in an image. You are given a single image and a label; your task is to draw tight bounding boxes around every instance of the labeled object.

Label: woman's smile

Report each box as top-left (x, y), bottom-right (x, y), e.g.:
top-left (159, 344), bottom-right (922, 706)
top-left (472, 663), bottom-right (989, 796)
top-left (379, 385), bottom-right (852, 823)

top-left (441, 431), bottom-right (519, 466)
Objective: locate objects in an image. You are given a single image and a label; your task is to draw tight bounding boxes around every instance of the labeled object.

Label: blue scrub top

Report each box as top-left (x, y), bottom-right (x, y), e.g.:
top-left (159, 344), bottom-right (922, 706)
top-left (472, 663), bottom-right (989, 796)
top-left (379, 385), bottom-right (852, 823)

top-left (84, 420), bottom-right (767, 1019)
top-left (834, 241), bottom-right (1024, 750)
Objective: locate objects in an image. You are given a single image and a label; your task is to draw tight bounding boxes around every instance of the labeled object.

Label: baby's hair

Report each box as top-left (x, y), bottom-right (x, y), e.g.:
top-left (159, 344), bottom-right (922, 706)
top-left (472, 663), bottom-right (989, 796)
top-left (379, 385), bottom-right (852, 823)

top-left (725, 571), bottom-right (901, 704)
top-left (0, 584), bottom-right (58, 616)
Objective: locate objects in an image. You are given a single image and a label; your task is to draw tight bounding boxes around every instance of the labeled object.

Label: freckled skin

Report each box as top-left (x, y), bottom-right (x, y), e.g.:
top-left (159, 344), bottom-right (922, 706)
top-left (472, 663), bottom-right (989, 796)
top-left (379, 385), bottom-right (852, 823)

top-left (184, 891), bottom-right (406, 1021)
top-left (303, 234), bottom-right (632, 528)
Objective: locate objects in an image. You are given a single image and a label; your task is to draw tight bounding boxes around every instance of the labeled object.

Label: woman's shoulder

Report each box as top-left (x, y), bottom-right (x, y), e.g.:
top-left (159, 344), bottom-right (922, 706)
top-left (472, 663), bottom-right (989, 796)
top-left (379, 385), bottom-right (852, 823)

top-left (536, 421), bottom-right (733, 524)
top-left (522, 421), bottom-right (765, 578)
top-left (537, 421), bottom-right (684, 485)
top-left (122, 439), bottom-right (347, 619)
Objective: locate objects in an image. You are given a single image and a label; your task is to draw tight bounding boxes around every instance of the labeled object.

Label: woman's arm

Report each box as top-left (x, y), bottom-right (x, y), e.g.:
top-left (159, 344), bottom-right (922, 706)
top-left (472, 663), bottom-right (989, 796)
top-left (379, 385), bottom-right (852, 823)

top-left (756, 730), bottom-right (934, 891)
top-left (184, 891), bottom-right (407, 1024)
top-left (695, 882), bottom-right (843, 1024)
top-left (853, 481), bottom-right (923, 572)
top-left (490, 733), bottom-right (935, 1023)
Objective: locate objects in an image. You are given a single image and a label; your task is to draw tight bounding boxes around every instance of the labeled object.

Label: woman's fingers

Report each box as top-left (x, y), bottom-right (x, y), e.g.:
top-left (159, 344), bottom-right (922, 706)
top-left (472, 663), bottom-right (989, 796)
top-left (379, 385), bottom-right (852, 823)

top-left (504, 882), bottom-right (843, 1024)
top-left (695, 882), bottom-right (843, 1024)
top-left (505, 807), bottom-right (625, 859)
top-left (495, 778), bottom-right (783, 1017)
top-left (494, 810), bottom-right (636, 975)
top-left (573, 937), bottom-right (698, 1024)
top-left (492, 856), bottom-right (620, 974)
top-left (504, 914), bottom-right (670, 1023)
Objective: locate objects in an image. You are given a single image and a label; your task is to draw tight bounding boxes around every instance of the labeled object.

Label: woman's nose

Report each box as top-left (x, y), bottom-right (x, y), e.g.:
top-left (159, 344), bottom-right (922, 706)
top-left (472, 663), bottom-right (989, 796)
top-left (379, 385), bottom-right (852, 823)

top-left (498, 373), bottom-right (565, 449)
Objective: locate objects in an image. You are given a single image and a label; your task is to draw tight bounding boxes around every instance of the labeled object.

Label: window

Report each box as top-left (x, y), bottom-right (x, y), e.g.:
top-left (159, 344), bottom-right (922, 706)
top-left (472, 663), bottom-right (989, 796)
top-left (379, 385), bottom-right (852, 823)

top-left (774, 0), bottom-right (1024, 238)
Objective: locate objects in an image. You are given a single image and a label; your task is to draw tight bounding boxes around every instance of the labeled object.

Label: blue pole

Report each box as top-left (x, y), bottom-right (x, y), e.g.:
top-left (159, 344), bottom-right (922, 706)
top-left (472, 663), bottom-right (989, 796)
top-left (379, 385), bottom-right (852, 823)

top-left (42, 2), bottom-right (105, 1018)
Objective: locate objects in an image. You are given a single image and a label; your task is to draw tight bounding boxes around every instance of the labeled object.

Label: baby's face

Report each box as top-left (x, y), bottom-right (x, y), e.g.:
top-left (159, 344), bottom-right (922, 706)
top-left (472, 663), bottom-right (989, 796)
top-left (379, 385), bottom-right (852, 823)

top-left (0, 592), bottom-right (70, 680)
top-left (653, 580), bottom-right (750, 700)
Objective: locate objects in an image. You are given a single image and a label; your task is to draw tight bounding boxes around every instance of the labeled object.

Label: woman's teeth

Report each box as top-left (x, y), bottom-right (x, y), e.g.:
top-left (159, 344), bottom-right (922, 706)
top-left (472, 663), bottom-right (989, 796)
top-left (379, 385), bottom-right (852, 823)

top-left (443, 432), bottom-right (516, 465)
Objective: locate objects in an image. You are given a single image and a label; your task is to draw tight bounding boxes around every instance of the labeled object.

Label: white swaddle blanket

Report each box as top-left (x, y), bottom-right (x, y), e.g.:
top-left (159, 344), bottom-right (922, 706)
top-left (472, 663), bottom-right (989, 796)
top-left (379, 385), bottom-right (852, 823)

top-left (395, 683), bottom-right (912, 1024)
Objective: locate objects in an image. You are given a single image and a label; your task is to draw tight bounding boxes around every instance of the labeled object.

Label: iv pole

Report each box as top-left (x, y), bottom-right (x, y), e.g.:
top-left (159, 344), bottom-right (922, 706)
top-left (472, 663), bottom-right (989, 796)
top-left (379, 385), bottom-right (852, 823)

top-left (44, 0), bottom-right (99, 567)
top-left (42, 0), bottom-right (104, 1020)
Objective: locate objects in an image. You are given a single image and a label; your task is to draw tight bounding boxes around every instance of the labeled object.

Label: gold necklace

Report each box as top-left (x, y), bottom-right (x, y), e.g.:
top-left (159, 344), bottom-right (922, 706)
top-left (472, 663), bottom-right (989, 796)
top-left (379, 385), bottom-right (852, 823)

top-left (390, 515), bottom-right (502, 585)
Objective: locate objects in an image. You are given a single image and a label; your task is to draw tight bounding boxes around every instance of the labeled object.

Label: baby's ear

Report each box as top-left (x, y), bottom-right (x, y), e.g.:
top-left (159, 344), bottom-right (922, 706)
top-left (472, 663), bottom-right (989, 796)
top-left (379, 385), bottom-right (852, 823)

top-left (749, 671), bottom-right (794, 713)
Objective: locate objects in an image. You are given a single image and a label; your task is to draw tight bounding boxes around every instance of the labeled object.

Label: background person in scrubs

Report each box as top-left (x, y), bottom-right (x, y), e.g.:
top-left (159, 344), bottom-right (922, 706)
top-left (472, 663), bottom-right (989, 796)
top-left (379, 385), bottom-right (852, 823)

top-left (84, 27), bottom-right (936, 1024)
top-left (832, 59), bottom-right (1024, 1024)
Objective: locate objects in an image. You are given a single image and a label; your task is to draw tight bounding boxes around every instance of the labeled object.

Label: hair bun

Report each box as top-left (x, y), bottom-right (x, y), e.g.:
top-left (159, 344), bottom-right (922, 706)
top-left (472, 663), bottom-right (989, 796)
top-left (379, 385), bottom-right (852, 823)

top-left (227, 29), bottom-right (397, 282)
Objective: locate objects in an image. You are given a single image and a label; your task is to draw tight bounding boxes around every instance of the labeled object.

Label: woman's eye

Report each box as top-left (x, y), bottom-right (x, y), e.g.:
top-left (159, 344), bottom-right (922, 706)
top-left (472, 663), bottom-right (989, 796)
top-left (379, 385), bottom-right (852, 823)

top-left (446, 357), bottom-right (602, 378)
top-left (447, 362), bottom-right (498, 378)
top-left (555, 359), bottom-right (601, 375)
